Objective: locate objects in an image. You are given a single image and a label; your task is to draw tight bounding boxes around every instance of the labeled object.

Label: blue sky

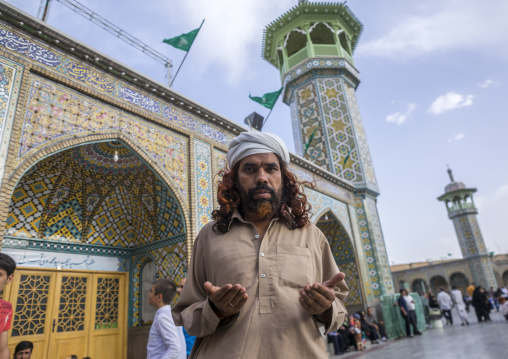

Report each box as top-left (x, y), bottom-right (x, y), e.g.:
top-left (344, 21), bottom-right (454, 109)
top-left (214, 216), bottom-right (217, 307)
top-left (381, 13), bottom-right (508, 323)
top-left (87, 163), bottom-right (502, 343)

top-left (7, 0), bottom-right (508, 264)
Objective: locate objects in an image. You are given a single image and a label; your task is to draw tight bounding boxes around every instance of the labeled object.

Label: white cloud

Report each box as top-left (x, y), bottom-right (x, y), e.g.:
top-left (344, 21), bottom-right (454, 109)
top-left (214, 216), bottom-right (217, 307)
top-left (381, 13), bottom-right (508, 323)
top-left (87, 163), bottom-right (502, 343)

top-left (357, 0), bottom-right (508, 58)
top-left (171, 0), bottom-right (294, 83)
top-left (478, 79), bottom-right (494, 88)
top-left (496, 184), bottom-right (508, 197)
top-left (473, 185), bottom-right (508, 212)
top-left (427, 92), bottom-right (473, 115)
top-left (386, 103), bottom-right (417, 125)
top-left (448, 133), bottom-right (465, 143)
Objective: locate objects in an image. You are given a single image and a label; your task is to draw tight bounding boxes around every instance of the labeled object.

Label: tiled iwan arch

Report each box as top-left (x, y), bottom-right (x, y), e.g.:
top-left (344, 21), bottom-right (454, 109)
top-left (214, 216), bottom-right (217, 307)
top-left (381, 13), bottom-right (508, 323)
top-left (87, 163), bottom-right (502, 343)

top-left (2, 138), bottom-right (189, 328)
top-left (316, 211), bottom-right (363, 306)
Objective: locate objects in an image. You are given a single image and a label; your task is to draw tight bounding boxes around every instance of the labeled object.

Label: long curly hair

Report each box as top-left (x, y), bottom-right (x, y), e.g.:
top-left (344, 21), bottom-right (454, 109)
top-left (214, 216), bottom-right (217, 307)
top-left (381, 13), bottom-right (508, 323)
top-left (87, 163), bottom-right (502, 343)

top-left (211, 156), bottom-right (314, 233)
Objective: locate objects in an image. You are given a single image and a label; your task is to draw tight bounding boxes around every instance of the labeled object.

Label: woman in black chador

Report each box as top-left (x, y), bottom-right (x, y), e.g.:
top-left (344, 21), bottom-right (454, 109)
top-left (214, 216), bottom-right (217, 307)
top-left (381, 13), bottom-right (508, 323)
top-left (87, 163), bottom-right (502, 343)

top-left (472, 286), bottom-right (491, 322)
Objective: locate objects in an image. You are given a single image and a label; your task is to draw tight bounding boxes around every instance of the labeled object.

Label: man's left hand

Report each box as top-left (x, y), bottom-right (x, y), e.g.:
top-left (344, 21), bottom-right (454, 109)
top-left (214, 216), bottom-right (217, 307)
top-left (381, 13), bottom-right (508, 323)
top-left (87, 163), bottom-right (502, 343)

top-left (299, 272), bottom-right (345, 315)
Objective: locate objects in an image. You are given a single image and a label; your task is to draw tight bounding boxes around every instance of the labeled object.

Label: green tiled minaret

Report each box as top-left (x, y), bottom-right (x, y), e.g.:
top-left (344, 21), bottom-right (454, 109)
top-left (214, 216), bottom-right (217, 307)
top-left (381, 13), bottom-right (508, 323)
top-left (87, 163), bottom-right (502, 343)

top-left (262, 1), bottom-right (394, 298)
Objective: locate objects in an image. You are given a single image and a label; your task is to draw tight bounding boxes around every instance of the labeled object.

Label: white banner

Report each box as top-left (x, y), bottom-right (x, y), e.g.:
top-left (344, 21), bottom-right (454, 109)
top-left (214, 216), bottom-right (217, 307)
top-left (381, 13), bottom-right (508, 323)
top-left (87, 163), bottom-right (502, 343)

top-left (2, 248), bottom-right (126, 272)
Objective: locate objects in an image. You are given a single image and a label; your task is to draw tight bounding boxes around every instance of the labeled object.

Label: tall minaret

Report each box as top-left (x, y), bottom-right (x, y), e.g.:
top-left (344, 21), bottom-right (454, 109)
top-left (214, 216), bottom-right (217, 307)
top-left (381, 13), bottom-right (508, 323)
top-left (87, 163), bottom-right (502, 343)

top-left (262, 2), bottom-right (394, 298)
top-left (437, 168), bottom-right (497, 288)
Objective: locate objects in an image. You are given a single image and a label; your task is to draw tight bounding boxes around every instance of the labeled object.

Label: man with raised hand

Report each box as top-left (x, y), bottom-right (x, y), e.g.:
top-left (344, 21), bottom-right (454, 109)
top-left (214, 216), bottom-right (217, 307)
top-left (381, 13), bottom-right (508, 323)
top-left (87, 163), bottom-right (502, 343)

top-left (173, 131), bottom-right (348, 358)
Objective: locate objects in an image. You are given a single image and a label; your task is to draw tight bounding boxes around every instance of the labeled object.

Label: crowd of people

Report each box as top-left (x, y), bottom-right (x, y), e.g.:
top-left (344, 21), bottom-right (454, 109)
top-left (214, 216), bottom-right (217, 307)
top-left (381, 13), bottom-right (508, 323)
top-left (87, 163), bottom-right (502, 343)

top-left (324, 282), bottom-right (508, 357)
top-left (421, 283), bottom-right (508, 325)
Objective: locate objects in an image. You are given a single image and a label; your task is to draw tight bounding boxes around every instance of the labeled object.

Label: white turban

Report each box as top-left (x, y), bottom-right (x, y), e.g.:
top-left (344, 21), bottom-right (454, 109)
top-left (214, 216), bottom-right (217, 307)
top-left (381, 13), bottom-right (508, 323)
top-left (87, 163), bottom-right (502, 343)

top-left (227, 131), bottom-right (290, 168)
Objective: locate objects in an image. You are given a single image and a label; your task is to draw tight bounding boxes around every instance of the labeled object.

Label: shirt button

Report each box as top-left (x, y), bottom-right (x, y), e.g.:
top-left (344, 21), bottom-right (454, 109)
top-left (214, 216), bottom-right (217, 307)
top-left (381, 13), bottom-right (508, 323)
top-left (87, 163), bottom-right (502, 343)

top-left (261, 273), bottom-right (266, 278)
top-left (254, 234), bottom-right (260, 239)
top-left (260, 252), bottom-right (265, 257)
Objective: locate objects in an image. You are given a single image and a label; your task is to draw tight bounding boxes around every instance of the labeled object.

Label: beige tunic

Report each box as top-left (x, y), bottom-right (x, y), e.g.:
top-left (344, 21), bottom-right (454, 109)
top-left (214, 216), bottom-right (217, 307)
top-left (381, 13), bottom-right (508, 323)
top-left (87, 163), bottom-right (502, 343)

top-left (172, 212), bottom-right (348, 358)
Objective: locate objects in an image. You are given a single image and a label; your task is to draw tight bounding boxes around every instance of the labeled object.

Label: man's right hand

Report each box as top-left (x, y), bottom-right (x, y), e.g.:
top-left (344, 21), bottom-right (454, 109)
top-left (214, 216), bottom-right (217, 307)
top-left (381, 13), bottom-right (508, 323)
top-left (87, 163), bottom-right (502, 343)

top-left (204, 281), bottom-right (248, 317)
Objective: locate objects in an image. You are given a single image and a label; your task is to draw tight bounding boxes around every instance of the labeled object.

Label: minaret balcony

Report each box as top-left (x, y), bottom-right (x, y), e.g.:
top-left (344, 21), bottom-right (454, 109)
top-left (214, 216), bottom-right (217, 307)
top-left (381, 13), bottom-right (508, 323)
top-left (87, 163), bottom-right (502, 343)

top-left (282, 44), bottom-right (353, 76)
top-left (448, 207), bottom-right (478, 219)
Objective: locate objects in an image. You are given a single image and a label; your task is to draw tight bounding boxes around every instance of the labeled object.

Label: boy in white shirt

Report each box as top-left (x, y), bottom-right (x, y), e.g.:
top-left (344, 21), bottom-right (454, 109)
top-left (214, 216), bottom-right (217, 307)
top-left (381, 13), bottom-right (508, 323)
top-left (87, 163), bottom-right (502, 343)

top-left (147, 279), bottom-right (186, 359)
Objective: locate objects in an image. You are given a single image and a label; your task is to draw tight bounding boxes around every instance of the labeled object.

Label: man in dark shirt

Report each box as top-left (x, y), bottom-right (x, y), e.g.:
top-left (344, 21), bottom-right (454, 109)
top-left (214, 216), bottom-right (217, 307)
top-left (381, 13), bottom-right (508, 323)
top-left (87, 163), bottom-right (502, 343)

top-left (398, 289), bottom-right (421, 338)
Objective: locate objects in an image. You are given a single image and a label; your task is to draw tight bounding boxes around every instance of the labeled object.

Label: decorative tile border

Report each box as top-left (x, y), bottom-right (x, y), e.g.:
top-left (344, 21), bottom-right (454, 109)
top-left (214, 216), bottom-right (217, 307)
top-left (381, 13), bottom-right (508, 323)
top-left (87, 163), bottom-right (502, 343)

top-left (344, 83), bottom-right (379, 191)
top-left (348, 204), bottom-right (375, 303)
top-left (130, 254), bottom-right (153, 327)
top-left (355, 199), bottom-right (381, 297)
top-left (212, 148), bottom-right (227, 210)
top-left (3, 233), bottom-right (186, 258)
top-left (0, 28), bottom-right (60, 67)
top-left (194, 140), bottom-right (213, 233)
top-left (283, 57), bottom-right (360, 88)
top-left (365, 197), bottom-right (394, 295)
top-left (3, 235), bottom-right (129, 256)
top-left (0, 55), bottom-right (23, 191)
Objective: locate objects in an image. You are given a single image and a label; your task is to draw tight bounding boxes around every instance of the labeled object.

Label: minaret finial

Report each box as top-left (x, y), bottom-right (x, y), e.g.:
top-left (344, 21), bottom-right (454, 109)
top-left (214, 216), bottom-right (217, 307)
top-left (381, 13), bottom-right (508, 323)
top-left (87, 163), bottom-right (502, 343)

top-left (447, 165), bottom-right (454, 182)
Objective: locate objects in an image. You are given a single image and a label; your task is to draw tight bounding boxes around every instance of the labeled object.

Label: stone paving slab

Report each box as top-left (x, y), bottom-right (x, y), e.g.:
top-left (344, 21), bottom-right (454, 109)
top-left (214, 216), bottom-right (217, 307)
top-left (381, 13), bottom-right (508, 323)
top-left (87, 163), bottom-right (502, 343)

top-left (329, 309), bottom-right (508, 359)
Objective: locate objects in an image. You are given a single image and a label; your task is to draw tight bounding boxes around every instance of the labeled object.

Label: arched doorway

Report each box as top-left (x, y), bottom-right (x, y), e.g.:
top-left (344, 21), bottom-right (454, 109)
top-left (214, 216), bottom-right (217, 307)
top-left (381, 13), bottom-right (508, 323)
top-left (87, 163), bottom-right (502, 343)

top-left (449, 272), bottom-right (469, 294)
top-left (503, 270), bottom-right (508, 287)
top-left (411, 279), bottom-right (428, 295)
top-left (493, 271), bottom-right (502, 288)
top-left (2, 140), bottom-right (187, 359)
top-left (316, 211), bottom-right (363, 312)
top-left (430, 275), bottom-right (449, 294)
top-left (399, 280), bottom-right (408, 291)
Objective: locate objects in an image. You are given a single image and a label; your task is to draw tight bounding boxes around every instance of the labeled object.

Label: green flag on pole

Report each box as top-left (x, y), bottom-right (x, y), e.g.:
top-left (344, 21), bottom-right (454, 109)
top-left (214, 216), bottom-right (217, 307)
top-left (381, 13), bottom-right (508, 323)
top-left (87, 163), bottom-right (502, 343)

top-left (343, 148), bottom-right (354, 165)
top-left (163, 28), bottom-right (200, 52)
top-left (304, 127), bottom-right (318, 153)
top-left (249, 88), bottom-right (283, 110)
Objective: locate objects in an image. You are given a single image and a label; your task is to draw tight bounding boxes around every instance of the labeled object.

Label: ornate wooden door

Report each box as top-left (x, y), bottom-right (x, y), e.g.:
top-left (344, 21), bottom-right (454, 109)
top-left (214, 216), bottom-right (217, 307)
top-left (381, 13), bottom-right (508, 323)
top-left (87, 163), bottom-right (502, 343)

top-left (88, 274), bottom-right (126, 359)
top-left (47, 272), bottom-right (93, 359)
top-left (7, 270), bottom-right (56, 358)
top-left (7, 268), bottom-right (127, 359)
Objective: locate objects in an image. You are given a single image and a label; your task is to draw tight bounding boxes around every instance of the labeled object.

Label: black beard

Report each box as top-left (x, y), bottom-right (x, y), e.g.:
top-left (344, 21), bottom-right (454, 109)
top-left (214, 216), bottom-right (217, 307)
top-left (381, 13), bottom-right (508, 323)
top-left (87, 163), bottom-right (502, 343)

top-left (240, 183), bottom-right (282, 218)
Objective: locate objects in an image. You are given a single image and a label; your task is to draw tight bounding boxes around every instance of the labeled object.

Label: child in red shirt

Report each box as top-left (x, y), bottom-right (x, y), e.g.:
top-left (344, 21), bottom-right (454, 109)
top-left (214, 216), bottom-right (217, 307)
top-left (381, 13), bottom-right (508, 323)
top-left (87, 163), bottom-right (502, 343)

top-left (0, 253), bottom-right (16, 359)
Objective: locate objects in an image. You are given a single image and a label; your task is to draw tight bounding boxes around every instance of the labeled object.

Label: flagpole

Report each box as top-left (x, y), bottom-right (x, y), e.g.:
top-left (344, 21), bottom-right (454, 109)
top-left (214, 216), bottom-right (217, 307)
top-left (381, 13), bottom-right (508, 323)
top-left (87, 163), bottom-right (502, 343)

top-left (170, 19), bottom-right (205, 88)
top-left (262, 108), bottom-right (274, 128)
top-left (261, 87), bottom-right (283, 128)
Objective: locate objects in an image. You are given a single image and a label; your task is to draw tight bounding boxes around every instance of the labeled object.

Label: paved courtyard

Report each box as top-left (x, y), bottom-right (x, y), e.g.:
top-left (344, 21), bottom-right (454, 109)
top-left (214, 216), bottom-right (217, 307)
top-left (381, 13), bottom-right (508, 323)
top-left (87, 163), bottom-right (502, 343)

top-left (329, 308), bottom-right (508, 359)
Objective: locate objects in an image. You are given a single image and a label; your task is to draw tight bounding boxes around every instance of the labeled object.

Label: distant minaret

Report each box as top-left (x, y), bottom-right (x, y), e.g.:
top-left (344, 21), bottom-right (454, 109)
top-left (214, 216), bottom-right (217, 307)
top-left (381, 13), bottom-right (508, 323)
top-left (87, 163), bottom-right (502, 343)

top-left (437, 167), bottom-right (497, 288)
